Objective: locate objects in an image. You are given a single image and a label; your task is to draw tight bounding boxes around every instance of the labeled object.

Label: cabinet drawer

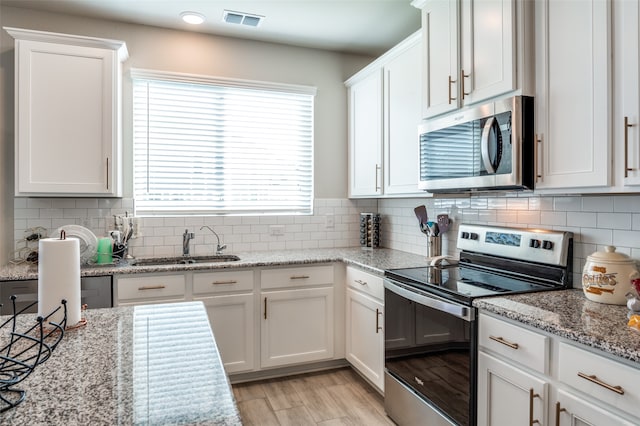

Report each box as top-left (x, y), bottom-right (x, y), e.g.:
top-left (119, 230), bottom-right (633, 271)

top-left (478, 314), bottom-right (549, 374)
top-left (261, 265), bottom-right (333, 289)
top-left (558, 342), bottom-right (640, 417)
top-left (193, 270), bottom-right (254, 295)
top-left (116, 274), bottom-right (185, 301)
top-left (346, 266), bottom-right (383, 300)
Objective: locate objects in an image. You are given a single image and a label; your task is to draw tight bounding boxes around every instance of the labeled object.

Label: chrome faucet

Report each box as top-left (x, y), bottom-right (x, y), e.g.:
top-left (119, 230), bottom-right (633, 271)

top-left (183, 229), bottom-right (195, 256)
top-left (200, 225), bottom-right (227, 254)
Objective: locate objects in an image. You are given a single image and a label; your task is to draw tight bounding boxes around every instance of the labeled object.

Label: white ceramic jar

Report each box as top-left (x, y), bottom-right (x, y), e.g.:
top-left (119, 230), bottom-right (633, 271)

top-left (582, 246), bottom-right (640, 305)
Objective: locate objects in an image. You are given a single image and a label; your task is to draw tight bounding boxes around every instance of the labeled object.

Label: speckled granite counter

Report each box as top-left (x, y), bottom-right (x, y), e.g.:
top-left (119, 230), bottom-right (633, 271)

top-left (0, 302), bottom-right (241, 425)
top-left (474, 289), bottom-right (640, 366)
top-left (0, 247), bottom-right (433, 281)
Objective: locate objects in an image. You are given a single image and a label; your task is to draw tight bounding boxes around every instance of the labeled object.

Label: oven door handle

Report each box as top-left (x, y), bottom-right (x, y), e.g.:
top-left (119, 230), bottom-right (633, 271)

top-left (384, 279), bottom-right (473, 321)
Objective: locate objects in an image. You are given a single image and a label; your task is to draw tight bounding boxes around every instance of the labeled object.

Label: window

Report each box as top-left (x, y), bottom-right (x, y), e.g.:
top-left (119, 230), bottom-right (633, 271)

top-left (131, 69), bottom-right (315, 216)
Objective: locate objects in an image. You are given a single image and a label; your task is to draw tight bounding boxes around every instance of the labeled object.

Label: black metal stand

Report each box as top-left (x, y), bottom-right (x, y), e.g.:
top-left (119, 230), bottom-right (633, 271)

top-left (0, 296), bottom-right (67, 412)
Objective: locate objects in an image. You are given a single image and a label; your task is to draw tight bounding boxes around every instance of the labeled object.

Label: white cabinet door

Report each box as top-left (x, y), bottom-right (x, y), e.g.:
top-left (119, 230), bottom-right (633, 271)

top-left (7, 28), bottom-right (126, 196)
top-left (197, 293), bottom-right (255, 374)
top-left (422, 0), bottom-right (459, 118)
top-left (534, 0), bottom-right (611, 189)
top-left (477, 351), bottom-right (547, 426)
top-left (383, 39), bottom-right (422, 195)
top-left (555, 389), bottom-right (637, 426)
top-left (348, 70), bottom-right (383, 197)
top-left (261, 287), bottom-right (334, 368)
top-left (460, 0), bottom-right (515, 106)
top-left (617, 0), bottom-right (640, 186)
top-left (345, 288), bottom-right (383, 391)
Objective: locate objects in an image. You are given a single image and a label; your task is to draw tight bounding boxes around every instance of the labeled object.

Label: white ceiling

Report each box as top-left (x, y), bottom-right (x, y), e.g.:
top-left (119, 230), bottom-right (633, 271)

top-left (1, 0), bottom-right (422, 56)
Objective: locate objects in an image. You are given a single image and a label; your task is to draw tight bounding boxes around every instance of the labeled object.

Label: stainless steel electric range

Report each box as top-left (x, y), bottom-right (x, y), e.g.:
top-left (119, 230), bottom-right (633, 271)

top-left (383, 223), bottom-right (573, 426)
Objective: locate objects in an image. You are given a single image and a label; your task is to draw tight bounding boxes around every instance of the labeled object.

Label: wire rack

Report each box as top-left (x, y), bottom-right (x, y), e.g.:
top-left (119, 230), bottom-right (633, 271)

top-left (0, 297), bottom-right (67, 412)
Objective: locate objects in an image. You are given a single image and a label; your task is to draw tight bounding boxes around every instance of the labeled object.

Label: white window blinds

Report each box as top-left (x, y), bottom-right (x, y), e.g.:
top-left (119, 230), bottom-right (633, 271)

top-left (132, 70), bottom-right (315, 216)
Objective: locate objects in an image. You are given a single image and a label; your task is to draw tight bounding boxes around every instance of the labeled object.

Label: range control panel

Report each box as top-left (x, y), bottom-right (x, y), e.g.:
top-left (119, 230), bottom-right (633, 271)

top-left (457, 224), bottom-right (573, 267)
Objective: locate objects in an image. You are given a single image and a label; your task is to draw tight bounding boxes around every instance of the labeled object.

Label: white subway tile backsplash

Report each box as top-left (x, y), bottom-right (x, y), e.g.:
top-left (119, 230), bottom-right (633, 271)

top-left (553, 196), bottom-right (581, 211)
top-left (11, 194), bottom-right (640, 275)
top-left (582, 196), bottom-right (614, 212)
top-left (597, 213), bottom-right (632, 230)
top-left (614, 195), bottom-right (640, 212)
top-left (540, 211), bottom-right (567, 226)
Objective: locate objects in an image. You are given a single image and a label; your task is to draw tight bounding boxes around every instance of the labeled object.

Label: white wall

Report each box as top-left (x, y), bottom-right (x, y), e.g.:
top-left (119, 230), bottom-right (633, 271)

top-left (0, 5), bottom-right (376, 263)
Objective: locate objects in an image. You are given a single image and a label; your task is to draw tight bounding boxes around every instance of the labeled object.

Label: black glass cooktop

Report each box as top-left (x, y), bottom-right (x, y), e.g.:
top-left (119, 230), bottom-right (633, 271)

top-left (385, 264), bottom-right (557, 304)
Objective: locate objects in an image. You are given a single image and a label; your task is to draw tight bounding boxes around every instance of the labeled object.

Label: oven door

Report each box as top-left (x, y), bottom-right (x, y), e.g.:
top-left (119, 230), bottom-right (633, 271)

top-left (384, 279), bottom-right (476, 426)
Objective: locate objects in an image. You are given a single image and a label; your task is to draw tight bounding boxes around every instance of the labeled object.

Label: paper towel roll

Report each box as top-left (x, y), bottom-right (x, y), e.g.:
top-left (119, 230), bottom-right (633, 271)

top-left (38, 237), bottom-right (81, 326)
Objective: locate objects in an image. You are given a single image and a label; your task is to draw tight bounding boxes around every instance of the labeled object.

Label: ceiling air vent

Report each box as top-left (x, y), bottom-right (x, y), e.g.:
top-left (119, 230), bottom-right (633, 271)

top-left (222, 10), bottom-right (264, 27)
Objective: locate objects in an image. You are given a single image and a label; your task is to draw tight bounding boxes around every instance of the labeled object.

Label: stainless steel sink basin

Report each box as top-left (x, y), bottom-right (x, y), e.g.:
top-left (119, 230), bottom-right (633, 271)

top-left (132, 254), bottom-right (240, 266)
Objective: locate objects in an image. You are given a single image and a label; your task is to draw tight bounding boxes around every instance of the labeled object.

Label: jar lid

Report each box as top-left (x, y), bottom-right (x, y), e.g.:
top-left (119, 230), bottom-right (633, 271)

top-left (587, 246), bottom-right (634, 263)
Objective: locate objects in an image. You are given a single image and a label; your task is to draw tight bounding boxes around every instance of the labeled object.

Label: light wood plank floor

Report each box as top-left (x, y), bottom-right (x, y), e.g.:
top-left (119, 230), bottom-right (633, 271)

top-left (232, 367), bottom-right (395, 425)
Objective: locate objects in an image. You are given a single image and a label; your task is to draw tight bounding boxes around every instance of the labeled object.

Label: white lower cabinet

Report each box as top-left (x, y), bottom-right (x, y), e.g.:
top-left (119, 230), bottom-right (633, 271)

top-left (114, 273), bottom-right (186, 306)
top-left (193, 270), bottom-right (255, 374)
top-left (261, 287), bottom-right (334, 368)
top-left (115, 263), bottom-right (340, 377)
top-left (345, 266), bottom-right (384, 392)
top-left (477, 351), bottom-right (547, 426)
top-left (478, 312), bottom-right (640, 426)
top-left (346, 288), bottom-right (383, 391)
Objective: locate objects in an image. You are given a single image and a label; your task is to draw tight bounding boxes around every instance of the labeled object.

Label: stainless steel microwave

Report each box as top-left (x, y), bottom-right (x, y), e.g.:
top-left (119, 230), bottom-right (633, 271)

top-left (418, 96), bottom-right (534, 193)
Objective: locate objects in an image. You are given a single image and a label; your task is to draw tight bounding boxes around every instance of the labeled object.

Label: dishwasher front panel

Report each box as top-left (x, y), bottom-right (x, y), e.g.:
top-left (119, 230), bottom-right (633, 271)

top-left (0, 275), bottom-right (113, 315)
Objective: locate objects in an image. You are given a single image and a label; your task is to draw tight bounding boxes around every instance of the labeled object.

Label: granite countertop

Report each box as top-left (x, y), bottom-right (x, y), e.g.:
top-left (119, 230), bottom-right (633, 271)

top-left (0, 247), bottom-right (433, 281)
top-left (0, 302), bottom-right (241, 425)
top-left (474, 289), bottom-right (640, 366)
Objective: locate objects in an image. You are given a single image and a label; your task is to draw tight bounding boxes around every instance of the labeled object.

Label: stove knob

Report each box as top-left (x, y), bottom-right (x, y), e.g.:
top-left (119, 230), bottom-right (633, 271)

top-left (542, 240), bottom-right (554, 250)
top-left (529, 239), bottom-right (541, 248)
top-left (461, 232), bottom-right (470, 239)
top-left (469, 232), bottom-right (479, 240)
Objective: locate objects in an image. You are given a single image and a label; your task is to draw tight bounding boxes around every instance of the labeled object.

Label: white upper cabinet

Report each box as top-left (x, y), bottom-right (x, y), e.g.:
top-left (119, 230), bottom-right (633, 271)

top-left (383, 39), bottom-right (422, 195)
top-left (416, 0), bottom-right (525, 119)
top-left (420, 0), bottom-right (459, 118)
top-left (614, 0), bottom-right (640, 187)
top-left (534, 0), bottom-right (611, 190)
top-left (5, 27), bottom-right (128, 197)
top-left (460, 0), bottom-right (515, 105)
top-left (348, 70), bottom-right (384, 197)
top-left (347, 31), bottom-right (422, 198)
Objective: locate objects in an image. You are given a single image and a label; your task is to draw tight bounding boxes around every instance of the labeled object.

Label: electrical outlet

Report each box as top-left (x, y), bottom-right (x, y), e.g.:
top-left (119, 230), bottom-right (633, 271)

top-left (325, 214), bottom-right (335, 229)
top-left (269, 225), bottom-right (285, 236)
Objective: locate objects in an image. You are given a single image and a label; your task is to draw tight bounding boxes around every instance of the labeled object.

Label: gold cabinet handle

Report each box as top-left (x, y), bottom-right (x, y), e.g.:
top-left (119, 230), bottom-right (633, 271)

top-left (355, 279), bottom-right (367, 286)
top-left (489, 335), bottom-right (519, 350)
top-left (375, 308), bottom-right (382, 334)
top-left (138, 285), bottom-right (166, 291)
top-left (290, 275), bottom-right (310, 280)
top-left (535, 134), bottom-right (543, 181)
top-left (212, 280), bottom-right (238, 285)
top-left (448, 75), bottom-right (457, 104)
top-left (264, 297), bottom-right (267, 319)
top-left (624, 116), bottom-right (636, 178)
top-left (529, 388), bottom-right (540, 425)
top-left (555, 402), bottom-right (567, 426)
top-left (577, 372), bottom-right (624, 395)
top-left (461, 69), bottom-right (470, 99)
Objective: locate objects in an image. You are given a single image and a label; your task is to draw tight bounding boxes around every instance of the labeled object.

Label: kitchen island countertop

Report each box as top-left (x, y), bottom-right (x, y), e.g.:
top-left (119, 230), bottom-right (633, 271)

top-left (474, 289), bottom-right (640, 366)
top-left (0, 302), bottom-right (241, 425)
top-left (0, 247), bottom-right (434, 281)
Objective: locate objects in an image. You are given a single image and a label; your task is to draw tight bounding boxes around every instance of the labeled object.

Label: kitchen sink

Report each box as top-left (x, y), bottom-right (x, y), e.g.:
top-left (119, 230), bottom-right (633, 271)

top-left (132, 254), bottom-right (240, 266)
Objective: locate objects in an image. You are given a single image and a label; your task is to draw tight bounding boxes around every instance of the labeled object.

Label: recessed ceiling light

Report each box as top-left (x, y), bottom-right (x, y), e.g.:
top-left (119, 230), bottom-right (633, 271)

top-left (181, 11), bottom-right (205, 25)
top-left (222, 10), bottom-right (264, 27)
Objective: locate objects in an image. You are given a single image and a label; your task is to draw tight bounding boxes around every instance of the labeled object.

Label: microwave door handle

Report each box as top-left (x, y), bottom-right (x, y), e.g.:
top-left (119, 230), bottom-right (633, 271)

top-left (481, 116), bottom-right (497, 174)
